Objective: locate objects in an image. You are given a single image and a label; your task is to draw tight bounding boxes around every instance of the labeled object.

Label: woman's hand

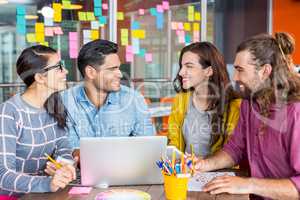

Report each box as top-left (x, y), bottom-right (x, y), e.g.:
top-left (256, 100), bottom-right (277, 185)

top-left (50, 163), bottom-right (76, 192)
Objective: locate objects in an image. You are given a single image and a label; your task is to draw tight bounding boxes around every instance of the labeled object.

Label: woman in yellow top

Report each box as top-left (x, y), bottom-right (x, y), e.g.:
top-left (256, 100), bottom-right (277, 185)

top-left (168, 42), bottom-right (241, 157)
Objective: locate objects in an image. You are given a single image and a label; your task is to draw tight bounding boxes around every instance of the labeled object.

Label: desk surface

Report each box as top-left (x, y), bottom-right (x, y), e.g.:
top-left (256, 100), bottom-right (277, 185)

top-left (20, 185), bottom-right (249, 200)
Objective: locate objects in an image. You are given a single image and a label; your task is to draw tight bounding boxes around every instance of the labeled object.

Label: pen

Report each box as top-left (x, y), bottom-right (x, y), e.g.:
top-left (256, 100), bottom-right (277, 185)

top-left (45, 153), bottom-right (62, 169)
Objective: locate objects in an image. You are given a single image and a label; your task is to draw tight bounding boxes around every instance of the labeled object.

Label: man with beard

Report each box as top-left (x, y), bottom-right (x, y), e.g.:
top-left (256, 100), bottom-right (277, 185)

top-left (194, 32), bottom-right (300, 199)
top-left (59, 39), bottom-right (155, 163)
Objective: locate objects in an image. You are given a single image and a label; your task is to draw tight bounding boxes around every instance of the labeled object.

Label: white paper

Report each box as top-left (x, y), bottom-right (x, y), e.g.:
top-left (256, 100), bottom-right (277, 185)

top-left (188, 172), bottom-right (235, 191)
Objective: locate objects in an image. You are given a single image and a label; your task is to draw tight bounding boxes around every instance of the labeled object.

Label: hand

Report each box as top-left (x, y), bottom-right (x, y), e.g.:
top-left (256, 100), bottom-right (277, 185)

top-left (194, 157), bottom-right (211, 172)
top-left (50, 163), bottom-right (76, 192)
top-left (203, 175), bottom-right (253, 195)
top-left (44, 161), bottom-right (57, 176)
top-left (72, 149), bottom-right (80, 168)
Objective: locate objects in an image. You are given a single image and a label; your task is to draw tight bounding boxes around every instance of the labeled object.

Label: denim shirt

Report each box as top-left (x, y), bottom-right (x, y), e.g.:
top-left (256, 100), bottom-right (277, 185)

top-left (61, 84), bottom-right (156, 149)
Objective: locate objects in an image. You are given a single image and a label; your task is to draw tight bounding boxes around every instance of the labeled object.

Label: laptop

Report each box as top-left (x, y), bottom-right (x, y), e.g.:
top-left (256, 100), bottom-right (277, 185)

top-left (80, 136), bottom-right (167, 187)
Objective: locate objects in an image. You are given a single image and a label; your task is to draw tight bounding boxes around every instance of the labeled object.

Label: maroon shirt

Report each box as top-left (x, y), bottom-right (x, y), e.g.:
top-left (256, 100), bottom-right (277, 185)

top-left (223, 100), bottom-right (300, 198)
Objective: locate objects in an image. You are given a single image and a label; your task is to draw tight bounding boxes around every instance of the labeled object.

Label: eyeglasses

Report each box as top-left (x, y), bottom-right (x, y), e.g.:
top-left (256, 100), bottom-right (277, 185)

top-left (41, 61), bottom-right (64, 73)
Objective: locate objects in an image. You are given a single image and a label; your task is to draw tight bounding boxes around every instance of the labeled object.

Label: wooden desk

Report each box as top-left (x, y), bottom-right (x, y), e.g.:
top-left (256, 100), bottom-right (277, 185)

top-left (20, 184), bottom-right (249, 200)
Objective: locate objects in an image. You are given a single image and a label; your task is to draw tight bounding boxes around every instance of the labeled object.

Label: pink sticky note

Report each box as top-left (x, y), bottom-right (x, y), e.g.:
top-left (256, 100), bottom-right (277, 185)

top-left (177, 23), bottom-right (184, 30)
top-left (126, 53), bottom-right (133, 62)
top-left (162, 1), bottom-right (170, 10)
top-left (45, 28), bottom-right (54, 36)
top-left (179, 36), bottom-right (185, 44)
top-left (145, 53), bottom-right (153, 63)
top-left (54, 27), bottom-right (63, 35)
top-left (126, 45), bottom-right (133, 54)
top-left (139, 9), bottom-right (145, 15)
top-left (176, 30), bottom-right (185, 37)
top-left (171, 22), bottom-right (177, 30)
top-left (68, 187), bottom-right (92, 195)
top-left (102, 3), bottom-right (108, 10)
top-left (69, 32), bottom-right (77, 41)
top-left (156, 5), bottom-right (164, 13)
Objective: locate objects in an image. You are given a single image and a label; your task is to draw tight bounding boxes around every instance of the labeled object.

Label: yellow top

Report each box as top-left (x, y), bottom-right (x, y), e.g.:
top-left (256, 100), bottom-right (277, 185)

top-left (167, 92), bottom-right (241, 153)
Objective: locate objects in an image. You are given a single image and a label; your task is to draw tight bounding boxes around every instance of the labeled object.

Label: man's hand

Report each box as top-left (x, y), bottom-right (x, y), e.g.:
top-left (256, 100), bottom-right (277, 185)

top-left (72, 149), bottom-right (80, 168)
top-left (203, 175), bottom-right (253, 195)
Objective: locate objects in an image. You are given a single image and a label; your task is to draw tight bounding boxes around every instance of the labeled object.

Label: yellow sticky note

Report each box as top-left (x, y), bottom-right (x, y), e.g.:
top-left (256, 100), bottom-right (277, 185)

top-left (193, 23), bottom-right (200, 31)
top-left (87, 12), bottom-right (96, 21)
top-left (26, 33), bottom-right (36, 43)
top-left (35, 23), bottom-right (44, 33)
top-left (121, 29), bottom-right (128, 37)
top-left (195, 12), bottom-right (201, 21)
top-left (36, 32), bottom-right (45, 43)
top-left (39, 41), bottom-right (49, 46)
top-left (132, 30), bottom-right (145, 39)
top-left (117, 12), bottom-right (124, 20)
top-left (53, 3), bottom-right (62, 22)
top-left (184, 23), bottom-right (191, 31)
top-left (62, 0), bottom-right (71, 9)
top-left (78, 12), bottom-right (87, 21)
top-left (188, 6), bottom-right (194, 21)
top-left (91, 30), bottom-right (99, 40)
top-left (121, 37), bottom-right (128, 46)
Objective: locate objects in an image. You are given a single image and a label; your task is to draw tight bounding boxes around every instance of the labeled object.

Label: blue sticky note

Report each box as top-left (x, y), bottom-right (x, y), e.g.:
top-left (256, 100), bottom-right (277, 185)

top-left (138, 48), bottom-right (146, 57)
top-left (17, 15), bottom-right (26, 25)
top-left (132, 38), bottom-right (140, 54)
top-left (99, 16), bottom-right (107, 24)
top-left (16, 6), bottom-right (26, 15)
top-left (185, 34), bottom-right (192, 44)
top-left (44, 17), bottom-right (53, 26)
top-left (17, 24), bottom-right (26, 35)
top-left (149, 8), bottom-right (157, 16)
top-left (131, 21), bottom-right (140, 30)
top-left (156, 13), bottom-right (164, 29)
top-left (94, 7), bottom-right (102, 17)
top-left (94, 0), bottom-right (102, 8)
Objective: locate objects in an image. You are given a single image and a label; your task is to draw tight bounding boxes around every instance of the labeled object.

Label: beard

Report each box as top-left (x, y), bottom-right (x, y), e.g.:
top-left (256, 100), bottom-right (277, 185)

top-left (234, 81), bottom-right (253, 100)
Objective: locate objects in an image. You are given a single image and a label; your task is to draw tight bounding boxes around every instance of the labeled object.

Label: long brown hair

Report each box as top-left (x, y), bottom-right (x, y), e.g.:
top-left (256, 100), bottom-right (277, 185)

top-left (174, 42), bottom-right (238, 144)
top-left (236, 32), bottom-right (300, 124)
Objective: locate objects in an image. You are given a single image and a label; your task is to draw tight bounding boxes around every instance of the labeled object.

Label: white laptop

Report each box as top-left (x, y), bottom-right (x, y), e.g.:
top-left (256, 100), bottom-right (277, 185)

top-left (80, 136), bottom-right (167, 187)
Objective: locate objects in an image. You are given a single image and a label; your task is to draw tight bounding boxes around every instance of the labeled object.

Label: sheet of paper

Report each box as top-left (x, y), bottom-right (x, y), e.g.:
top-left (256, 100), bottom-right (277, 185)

top-left (145, 53), bottom-right (153, 63)
top-left (162, 1), bottom-right (170, 10)
top-left (188, 6), bottom-right (194, 22)
top-left (68, 186), bottom-right (92, 195)
top-left (117, 12), bottom-right (124, 20)
top-left (188, 172), bottom-right (235, 191)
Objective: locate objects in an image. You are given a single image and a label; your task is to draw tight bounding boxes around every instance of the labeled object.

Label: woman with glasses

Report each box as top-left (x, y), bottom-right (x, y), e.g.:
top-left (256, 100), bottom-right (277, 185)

top-left (168, 42), bottom-right (241, 158)
top-left (0, 45), bottom-right (75, 198)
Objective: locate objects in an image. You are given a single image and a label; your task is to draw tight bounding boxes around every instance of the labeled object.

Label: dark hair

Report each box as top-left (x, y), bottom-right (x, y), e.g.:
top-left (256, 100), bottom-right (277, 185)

top-left (236, 32), bottom-right (300, 121)
top-left (77, 39), bottom-right (118, 77)
top-left (16, 45), bottom-right (67, 128)
top-left (174, 42), bottom-right (237, 145)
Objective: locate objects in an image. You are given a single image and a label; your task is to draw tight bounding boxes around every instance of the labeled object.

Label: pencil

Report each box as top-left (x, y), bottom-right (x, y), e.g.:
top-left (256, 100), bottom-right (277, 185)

top-left (181, 152), bottom-right (185, 173)
top-left (44, 153), bottom-right (62, 169)
top-left (190, 144), bottom-right (195, 175)
top-left (171, 149), bottom-right (176, 171)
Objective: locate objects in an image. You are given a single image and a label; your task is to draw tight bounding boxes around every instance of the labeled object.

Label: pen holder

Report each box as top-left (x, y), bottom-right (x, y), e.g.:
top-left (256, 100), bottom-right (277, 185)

top-left (163, 174), bottom-right (189, 200)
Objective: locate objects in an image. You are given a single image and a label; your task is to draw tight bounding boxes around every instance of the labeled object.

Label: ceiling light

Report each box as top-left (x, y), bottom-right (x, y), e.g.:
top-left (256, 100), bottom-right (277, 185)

top-left (41, 6), bottom-right (54, 18)
top-left (0, 0), bottom-right (8, 4)
top-left (63, 4), bottom-right (83, 10)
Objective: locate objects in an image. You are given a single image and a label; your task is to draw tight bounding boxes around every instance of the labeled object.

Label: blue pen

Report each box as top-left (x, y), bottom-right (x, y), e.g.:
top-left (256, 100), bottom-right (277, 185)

top-left (175, 163), bottom-right (181, 174)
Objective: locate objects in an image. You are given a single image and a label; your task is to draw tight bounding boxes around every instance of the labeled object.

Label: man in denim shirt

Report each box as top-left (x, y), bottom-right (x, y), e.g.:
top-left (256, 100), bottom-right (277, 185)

top-left (61, 39), bottom-right (155, 161)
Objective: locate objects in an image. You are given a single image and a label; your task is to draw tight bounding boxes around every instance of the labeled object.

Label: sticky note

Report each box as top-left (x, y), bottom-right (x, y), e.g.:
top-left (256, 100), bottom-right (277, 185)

top-left (35, 23), bottom-right (44, 33)
top-left (53, 3), bottom-right (62, 22)
top-left (94, 0), bottom-right (102, 8)
top-left (193, 30), bottom-right (200, 42)
top-left (39, 41), bottom-right (49, 46)
top-left (102, 3), bottom-right (108, 10)
top-left (68, 187), bottom-right (92, 195)
top-left (184, 23), bottom-right (191, 31)
top-left (117, 12), bottom-right (124, 20)
top-left (17, 15), bottom-right (26, 25)
top-left (195, 12), bottom-right (201, 21)
top-left (16, 6), bottom-right (26, 15)
top-left (62, 0), bottom-right (72, 9)
top-left (91, 30), bottom-right (99, 39)
top-left (69, 32), bottom-right (77, 41)
top-left (177, 22), bottom-right (184, 30)
top-left (156, 13), bottom-right (164, 29)
top-left (99, 16), bottom-right (107, 25)
top-left (36, 32), bottom-right (45, 43)
top-left (193, 23), bottom-right (200, 31)
top-left (162, 1), bottom-right (170, 10)
top-left (188, 6), bottom-right (194, 22)
top-left (145, 53), bottom-right (153, 62)
top-left (139, 48), bottom-right (146, 57)
top-left (83, 30), bottom-right (91, 39)
top-left (131, 21), bottom-right (140, 30)
top-left (45, 27), bottom-right (54, 36)
top-left (139, 9), bottom-right (145, 15)
top-left (91, 21), bottom-right (99, 29)
top-left (26, 33), bottom-right (36, 43)
top-left (54, 27), bottom-right (63, 35)
top-left (44, 17), bottom-right (53, 26)
top-left (179, 35), bottom-right (185, 44)
top-left (126, 53), bottom-right (133, 62)
top-left (171, 22), bottom-right (177, 30)
top-left (132, 30), bottom-right (145, 39)
top-left (132, 38), bottom-right (140, 54)
top-left (121, 28), bottom-right (128, 45)
top-left (94, 7), bottom-right (102, 17)
top-left (126, 45), bottom-right (133, 54)
top-left (156, 5), bottom-right (164, 13)
top-left (78, 12), bottom-right (87, 21)
top-left (185, 34), bottom-right (192, 44)
top-left (87, 12), bottom-right (96, 21)
top-left (149, 8), bottom-right (157, 16)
